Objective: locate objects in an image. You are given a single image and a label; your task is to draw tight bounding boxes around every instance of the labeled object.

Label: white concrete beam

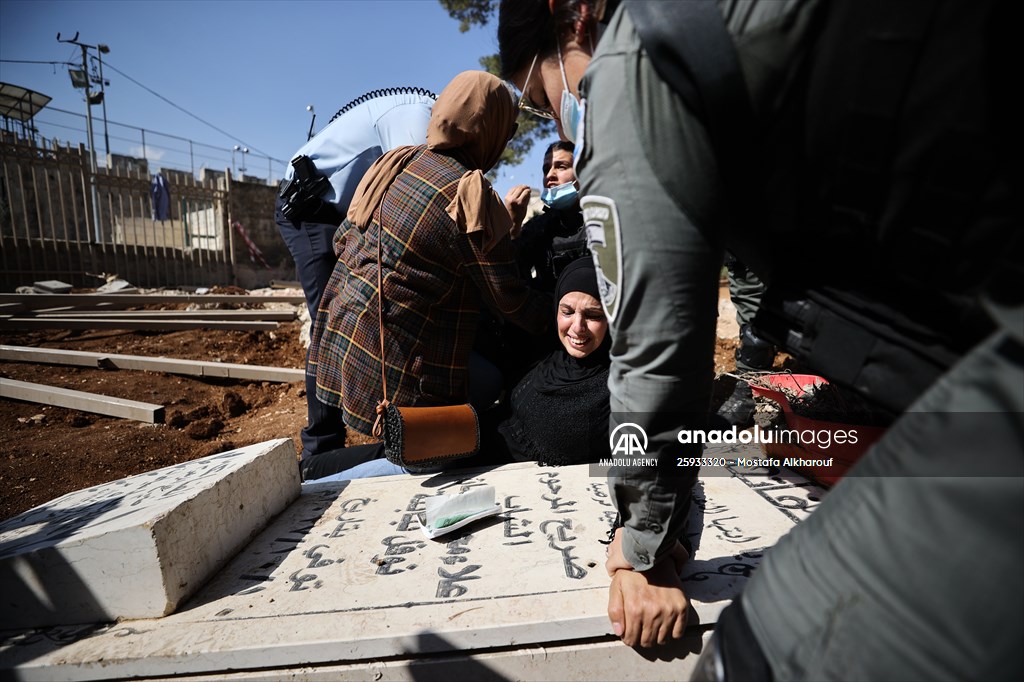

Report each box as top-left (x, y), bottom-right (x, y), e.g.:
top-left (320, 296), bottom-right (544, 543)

top-left (0, 377), bottom-right (165, 422)
top-left (0, 345), bottom-right (304, 383)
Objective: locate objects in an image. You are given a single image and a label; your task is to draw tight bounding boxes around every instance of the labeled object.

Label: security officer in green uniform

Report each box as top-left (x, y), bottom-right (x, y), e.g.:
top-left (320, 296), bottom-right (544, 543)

top-left (498, 0), bottom-right (1023, 677)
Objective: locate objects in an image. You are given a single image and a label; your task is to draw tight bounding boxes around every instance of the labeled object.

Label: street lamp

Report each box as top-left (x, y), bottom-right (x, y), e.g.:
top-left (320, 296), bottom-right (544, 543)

top-left (232, 145), bottom-right (249, 179)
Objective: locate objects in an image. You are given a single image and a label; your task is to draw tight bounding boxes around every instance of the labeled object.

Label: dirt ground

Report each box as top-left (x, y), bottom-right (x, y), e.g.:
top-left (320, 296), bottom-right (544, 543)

top-left (0, 291), bottom-right (744, 523)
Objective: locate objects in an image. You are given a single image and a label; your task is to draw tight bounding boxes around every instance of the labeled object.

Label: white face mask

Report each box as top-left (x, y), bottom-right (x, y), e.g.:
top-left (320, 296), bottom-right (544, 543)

top-left (557, 41), bottom-right (582, 143)
top-left (541, 181), bottom-right (580, 210)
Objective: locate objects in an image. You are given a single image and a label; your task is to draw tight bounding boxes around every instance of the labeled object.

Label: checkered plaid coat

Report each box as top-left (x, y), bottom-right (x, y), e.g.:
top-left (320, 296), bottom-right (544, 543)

top-left (309, 148), bottom-right (550, 435)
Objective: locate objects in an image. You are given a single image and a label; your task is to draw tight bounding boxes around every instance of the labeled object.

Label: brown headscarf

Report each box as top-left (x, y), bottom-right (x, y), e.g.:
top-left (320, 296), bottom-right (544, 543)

top-left (346, 71), bottom-right (517, 252)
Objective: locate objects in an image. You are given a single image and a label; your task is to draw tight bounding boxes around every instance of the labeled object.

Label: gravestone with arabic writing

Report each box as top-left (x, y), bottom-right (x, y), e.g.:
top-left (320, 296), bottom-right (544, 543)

top-left (0, 449), bottom-right (824, 680)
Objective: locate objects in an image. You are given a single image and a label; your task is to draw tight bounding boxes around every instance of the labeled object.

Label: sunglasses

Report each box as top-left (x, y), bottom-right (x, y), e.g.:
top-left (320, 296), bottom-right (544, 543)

top-left (517, 54), bottom-right (557, 120)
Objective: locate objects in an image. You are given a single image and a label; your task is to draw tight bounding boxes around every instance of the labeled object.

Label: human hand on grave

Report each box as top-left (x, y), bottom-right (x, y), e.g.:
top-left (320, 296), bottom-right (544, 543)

top-left (606, 528), bottom-right (690, 647)
top-left (607, 558), bottom-right (689, 647)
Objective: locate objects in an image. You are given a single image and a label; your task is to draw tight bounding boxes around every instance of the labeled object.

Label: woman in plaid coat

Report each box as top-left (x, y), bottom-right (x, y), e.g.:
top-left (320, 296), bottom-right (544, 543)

top-left (308, 71), bottom-right (550, 437)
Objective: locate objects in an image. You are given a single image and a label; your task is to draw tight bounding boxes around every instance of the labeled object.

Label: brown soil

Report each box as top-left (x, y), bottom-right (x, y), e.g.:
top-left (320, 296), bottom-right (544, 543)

top-left (0, 317), bottom-right (312, 522)
top-left (1, 296), bottom-right (746, 523)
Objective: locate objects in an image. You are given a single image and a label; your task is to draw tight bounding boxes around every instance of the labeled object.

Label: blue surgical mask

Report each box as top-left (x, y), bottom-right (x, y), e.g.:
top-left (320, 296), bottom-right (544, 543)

top-left (557, 42), bottom-right (581, 143)
top-left (541, 182), bottom-right (580, 210)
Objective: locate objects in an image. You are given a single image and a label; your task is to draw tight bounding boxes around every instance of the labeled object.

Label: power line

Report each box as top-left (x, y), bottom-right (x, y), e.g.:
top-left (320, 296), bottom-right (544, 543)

top-left (4, 54), bottom-right (283, 172)
top-left (98, 58), bottom-right (278, 161)
top-left (43, 104), bottom-right (273, 154)
top-left (0, 59), bottom-right (76, 66)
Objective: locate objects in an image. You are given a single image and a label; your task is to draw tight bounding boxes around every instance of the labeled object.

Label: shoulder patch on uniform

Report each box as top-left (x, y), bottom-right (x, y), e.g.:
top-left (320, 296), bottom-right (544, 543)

top-left (580, 195), bottom-right (622, 323)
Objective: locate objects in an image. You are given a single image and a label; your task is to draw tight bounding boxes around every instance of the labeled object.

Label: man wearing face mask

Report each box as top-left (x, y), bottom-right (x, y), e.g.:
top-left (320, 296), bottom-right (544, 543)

top-left (498, 0), bottom-right (1023, 678)
top-left (504, 140), bottom-right (587, 294)
top-left (483, 141), bottom-right (589, 388)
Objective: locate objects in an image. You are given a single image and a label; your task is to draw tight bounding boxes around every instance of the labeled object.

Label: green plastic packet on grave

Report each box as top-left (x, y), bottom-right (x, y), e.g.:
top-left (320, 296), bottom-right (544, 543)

top-left (418, 485), bottom-right (501, 539)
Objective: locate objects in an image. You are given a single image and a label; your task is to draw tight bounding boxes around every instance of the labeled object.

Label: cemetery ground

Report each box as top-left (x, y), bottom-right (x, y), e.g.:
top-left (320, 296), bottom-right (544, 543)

top-left (0, 293), bottom-right (744, 523)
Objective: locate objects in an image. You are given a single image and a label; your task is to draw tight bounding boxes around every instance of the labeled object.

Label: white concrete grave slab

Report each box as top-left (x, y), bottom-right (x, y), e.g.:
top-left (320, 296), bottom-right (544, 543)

top-left (708, 441), bottom-right (830, 523)
top-left (1, 456), bottom-right (810, 681)
top-left (0, 438), bottom-right (300, 630)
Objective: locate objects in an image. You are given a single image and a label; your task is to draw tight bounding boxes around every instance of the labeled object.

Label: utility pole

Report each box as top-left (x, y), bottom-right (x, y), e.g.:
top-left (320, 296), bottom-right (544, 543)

top-left (57, 32), bottom-right (102, 243)
top-left (96, 44), bottom-right (111, 159)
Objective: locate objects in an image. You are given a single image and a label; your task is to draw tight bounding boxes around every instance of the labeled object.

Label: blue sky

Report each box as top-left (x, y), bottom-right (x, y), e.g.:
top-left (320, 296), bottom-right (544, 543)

top-left (0, 0), bottom-right (548, 198)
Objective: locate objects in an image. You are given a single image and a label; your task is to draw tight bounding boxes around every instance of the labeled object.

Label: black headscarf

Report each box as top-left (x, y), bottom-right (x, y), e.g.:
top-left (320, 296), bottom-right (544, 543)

top-left (534, 257), bottom-right (611, 393)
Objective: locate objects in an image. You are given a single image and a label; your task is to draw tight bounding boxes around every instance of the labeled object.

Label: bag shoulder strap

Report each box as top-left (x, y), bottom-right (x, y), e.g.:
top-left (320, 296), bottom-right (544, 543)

top-left (624, 0), bottom-right (755, 231)
top-left (624, 0), bottom-right (749, 135)
top-left (372, 196), bottom-right (391, 437)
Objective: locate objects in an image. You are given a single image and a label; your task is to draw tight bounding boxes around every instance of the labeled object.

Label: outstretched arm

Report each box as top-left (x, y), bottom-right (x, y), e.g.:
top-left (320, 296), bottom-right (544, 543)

top-left (606, 527), bottom-right (691, 647)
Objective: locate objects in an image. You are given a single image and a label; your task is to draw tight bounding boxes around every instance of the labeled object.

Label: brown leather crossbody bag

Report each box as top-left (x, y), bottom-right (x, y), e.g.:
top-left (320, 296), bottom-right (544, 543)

top-left (369, 202), bottom-right (481, 473)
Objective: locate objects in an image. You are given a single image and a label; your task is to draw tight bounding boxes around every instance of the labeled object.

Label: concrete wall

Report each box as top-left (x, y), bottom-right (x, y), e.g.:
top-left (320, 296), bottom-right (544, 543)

top-left (227, 176), bottom-right (294, 290)
top-left (1, 137), bottom-right (295, 291)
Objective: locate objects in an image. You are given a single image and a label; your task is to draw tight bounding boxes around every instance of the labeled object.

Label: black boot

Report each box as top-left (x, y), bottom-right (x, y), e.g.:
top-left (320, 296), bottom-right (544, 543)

top-left (711, 325), bottom-right (774, 430)
top-left (711, 379), bottom-right (756, 430)
top-left (736, 324), bottom-right (775, 372)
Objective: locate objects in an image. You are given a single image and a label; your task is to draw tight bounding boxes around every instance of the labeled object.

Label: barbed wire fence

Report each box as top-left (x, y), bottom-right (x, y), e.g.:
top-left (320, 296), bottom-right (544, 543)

top-left (19, 105), bottom-right (285, 185)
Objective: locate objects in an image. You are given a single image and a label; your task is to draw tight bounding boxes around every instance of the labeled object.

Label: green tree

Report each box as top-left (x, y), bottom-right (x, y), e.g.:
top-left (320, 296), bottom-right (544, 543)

top-left (440, 0), bottom-right (556, 176)
top-left (440, 0), bottom-right (498, 32)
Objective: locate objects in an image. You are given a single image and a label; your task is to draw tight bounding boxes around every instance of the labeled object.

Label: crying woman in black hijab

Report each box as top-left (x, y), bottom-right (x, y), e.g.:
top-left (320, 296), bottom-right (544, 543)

top-left (495, 256), bottom-right (611, 465)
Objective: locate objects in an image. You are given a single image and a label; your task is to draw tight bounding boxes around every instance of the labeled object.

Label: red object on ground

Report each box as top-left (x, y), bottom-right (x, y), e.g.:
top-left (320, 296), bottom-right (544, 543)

top-left (749, 374), bottom-right (887, 487)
